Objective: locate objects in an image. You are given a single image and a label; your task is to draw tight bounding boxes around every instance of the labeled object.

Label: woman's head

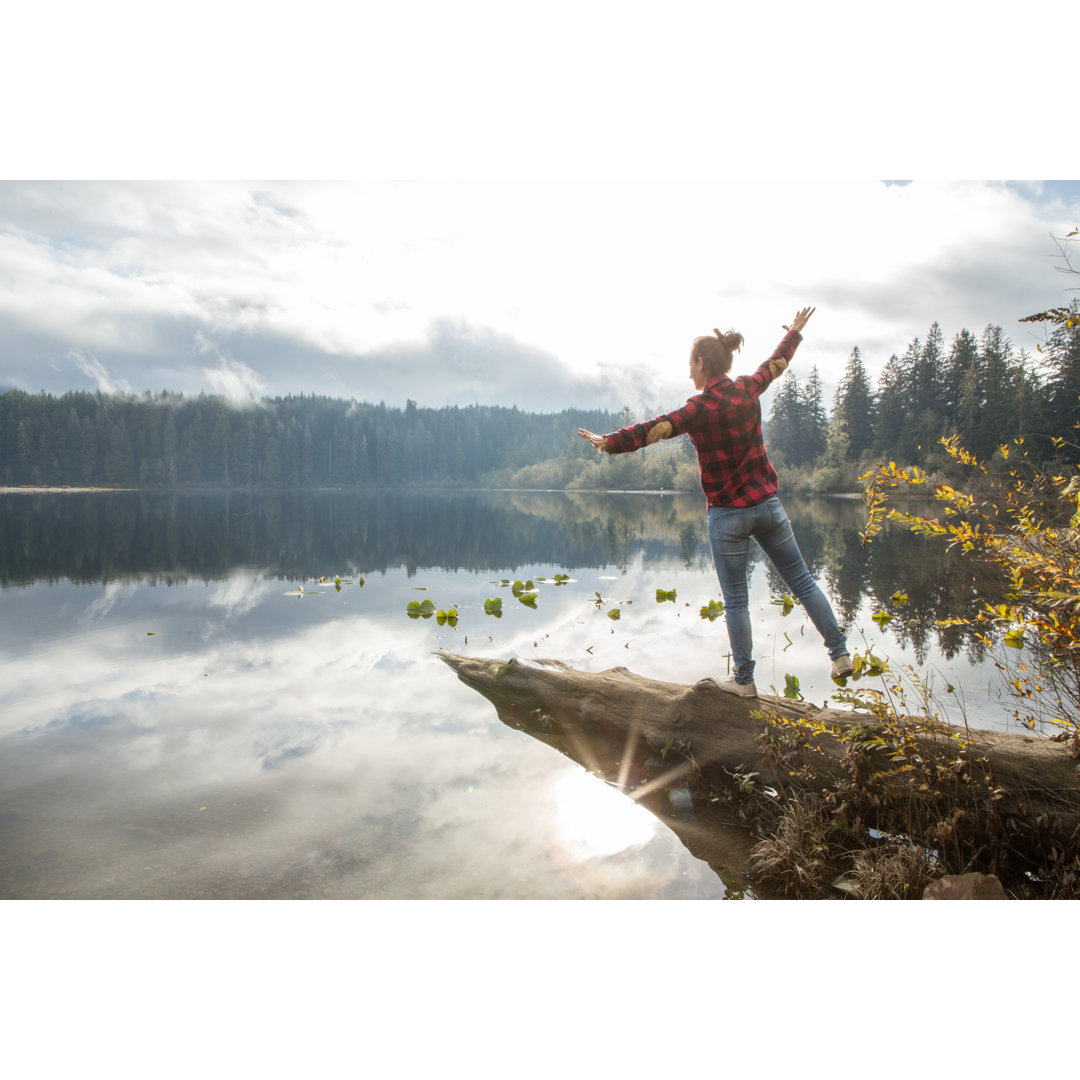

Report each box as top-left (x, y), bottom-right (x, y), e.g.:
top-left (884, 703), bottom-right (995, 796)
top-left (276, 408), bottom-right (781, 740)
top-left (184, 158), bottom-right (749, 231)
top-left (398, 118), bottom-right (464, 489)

top-left (689, 328), bottom-right (744, 387)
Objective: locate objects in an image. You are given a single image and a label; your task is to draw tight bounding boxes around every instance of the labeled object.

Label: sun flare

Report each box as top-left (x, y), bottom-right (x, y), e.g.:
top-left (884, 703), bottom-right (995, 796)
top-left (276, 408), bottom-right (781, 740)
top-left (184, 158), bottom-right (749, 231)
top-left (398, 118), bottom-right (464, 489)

top-left (553, 768), bottom-right (658, 857)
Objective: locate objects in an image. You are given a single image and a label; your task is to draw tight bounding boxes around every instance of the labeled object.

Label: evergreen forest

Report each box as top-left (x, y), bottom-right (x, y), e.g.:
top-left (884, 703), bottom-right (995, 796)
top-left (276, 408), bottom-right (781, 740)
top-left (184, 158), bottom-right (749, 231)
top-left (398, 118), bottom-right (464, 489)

top-left (2, 303), bottom-right (1078, 491)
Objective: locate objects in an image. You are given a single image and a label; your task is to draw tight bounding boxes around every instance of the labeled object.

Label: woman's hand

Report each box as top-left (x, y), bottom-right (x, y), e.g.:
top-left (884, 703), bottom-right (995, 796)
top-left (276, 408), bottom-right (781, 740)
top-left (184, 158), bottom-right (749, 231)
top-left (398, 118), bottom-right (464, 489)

top-left (783, 306), bottom-right (816, 334)
top-left (578, 428), bottom-right (608, 454)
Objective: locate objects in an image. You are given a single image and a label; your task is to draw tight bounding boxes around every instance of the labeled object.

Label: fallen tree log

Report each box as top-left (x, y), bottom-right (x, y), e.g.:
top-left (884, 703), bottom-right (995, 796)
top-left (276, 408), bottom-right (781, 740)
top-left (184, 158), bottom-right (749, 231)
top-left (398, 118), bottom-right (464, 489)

top-left (438, 651), bottom-right (1080, 894)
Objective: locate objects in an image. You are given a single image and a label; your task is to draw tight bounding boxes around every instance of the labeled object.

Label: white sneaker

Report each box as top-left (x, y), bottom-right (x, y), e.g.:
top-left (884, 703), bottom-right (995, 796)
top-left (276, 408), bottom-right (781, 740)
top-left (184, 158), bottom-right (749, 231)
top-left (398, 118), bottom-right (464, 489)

top-left (830, 654), bottom-right (854, 679)
top-left (717, 676), bottom-right (757, 698)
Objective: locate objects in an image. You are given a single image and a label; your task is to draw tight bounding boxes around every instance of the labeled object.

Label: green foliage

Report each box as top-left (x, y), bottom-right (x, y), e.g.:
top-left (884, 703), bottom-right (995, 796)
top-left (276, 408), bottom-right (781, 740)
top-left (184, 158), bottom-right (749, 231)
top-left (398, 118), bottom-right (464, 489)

top-left (655, 588), bottom-right (677, 603)
top-left (862, 430), bottom-right (1080, 735)
top-left (0, 390), bottom-right (621, 489)
top-left (699, 598), bottom-right (725, 621)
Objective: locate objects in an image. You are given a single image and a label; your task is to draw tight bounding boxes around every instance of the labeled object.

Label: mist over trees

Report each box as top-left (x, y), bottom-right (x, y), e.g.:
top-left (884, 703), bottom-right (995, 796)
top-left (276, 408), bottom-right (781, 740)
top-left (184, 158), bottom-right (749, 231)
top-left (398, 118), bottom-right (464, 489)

top-left (2, 303), bottom-right (1078, 491)
top-left (0, 392), bottom-right (618, 489)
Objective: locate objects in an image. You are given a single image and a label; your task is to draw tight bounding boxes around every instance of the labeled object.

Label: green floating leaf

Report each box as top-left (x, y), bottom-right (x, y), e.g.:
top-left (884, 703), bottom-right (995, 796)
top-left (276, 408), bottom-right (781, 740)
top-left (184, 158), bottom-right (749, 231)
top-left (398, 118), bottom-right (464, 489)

top-left (358, 576), bottom-right (365, 587)
top-left (872, 610), bottom-right (892, 627)
top-left (1004, 628), bottom-right (1025, 648)
top-left (656, 588), bottom-right (677, 603)
top-left (699, 599), bottom-right (725, 622)
top-left (483, 598), bottom-right (503, 618)
top-left (607, 608), bottom-right (621, 620)
top-left (511, 579), bottom-right (536, 596)
top-left (770, 594), bottom-right (795, 616)
top-left (891, 591), bottom-right (909, 605)
top-left (436, 608), bottom-right (459, 627)
top-left (407, 598), bottom-right (437, 619)
top-left (783, 673), bottom-right (802, 700)
top-left (518, 593), bottom-right (538, 608)
top-left (554, 573), bottom-right (570, 584)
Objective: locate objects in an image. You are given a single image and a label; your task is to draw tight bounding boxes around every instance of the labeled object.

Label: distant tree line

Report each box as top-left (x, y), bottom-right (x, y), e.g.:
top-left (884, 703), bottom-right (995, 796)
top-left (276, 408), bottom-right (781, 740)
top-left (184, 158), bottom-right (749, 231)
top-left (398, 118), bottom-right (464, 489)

top-left (0, 390), bottom-right (619, 488)
top-left (766, 305), bottom-right (1080, 488)
top-left (3, 304), bottom-right (1078, 492)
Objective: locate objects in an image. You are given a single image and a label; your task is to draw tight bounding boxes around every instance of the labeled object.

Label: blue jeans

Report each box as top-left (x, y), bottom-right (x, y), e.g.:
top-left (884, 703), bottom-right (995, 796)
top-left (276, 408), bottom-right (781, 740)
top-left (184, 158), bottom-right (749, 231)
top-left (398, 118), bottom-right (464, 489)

top-left (707, 497), bottom-right (848, 685)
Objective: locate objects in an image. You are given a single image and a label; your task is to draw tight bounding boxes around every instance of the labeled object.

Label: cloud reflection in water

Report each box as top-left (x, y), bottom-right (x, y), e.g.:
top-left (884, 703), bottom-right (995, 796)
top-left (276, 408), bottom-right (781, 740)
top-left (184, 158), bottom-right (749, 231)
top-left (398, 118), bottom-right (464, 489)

top-left (0, 570), bottom-right (728, 899)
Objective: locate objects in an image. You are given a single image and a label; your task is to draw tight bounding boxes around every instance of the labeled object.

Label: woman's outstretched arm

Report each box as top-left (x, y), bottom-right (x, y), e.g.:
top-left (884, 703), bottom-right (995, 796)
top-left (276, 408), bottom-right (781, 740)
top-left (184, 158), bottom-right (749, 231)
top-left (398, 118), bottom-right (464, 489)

top-left (578, 428), bottom-right (609, 454)
top-left (783, 306), bottom-right (815, 334)
top-left (579, 418), bottom-right (675, 455)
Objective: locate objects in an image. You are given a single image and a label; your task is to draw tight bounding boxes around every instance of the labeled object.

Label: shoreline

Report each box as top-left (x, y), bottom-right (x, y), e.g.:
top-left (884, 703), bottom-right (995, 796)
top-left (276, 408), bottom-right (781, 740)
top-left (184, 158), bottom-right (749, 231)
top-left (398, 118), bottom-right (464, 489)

top-left (0, 484), bottom-right (871, 498)
top-left (0, 486), bottom-right (137, 494)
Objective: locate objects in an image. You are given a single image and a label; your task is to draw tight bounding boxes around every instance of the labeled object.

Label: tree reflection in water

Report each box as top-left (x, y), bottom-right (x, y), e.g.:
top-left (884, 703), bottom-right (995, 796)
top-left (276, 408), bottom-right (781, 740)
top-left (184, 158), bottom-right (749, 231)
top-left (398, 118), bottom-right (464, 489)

top-left (0, 489), bottom-right (997, 665)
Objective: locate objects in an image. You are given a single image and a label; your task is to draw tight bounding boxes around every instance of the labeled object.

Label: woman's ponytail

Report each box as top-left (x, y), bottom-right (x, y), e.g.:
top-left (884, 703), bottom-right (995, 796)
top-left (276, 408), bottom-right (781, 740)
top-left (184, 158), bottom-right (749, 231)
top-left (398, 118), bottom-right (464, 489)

top-left (692, 327), bottom-right (744, 378)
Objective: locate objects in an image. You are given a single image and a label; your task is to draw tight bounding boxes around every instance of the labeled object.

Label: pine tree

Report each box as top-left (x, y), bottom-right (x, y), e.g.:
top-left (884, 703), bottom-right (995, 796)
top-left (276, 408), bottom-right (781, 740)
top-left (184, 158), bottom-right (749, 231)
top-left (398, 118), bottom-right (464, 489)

top-left (975, 325), bottom-right (1014, 458)
top-left (874, 354), bottom-right (909, 461)
top-left (800, 366), bottom-right (828, 464)
top-left (1041, 300), bottom-right (1080, 452)
top-left (765, 372), bottom-right (802, 465)
top-left (835, 347), bottom-right (876, 460)
top-left (945, 329), bottom-right (980, 441)
top-left (824, 388), bottom-right (850, 468)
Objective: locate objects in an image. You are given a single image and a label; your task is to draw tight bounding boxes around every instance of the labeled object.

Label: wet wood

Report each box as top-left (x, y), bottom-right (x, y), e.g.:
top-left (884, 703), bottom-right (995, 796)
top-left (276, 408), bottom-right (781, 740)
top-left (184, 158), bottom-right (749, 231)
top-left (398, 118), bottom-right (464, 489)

top-left (438, 651), bottom-right (1080, 839)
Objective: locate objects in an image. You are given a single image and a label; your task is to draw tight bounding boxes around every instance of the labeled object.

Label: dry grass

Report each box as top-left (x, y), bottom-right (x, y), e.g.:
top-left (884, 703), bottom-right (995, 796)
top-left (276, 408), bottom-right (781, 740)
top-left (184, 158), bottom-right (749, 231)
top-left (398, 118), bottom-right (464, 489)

top-left (748, 796), bottom-right (842, 898)
top-left (749, 794), bottom-right (943, 899)
top-left (849, 842), bottom-right (937, 900)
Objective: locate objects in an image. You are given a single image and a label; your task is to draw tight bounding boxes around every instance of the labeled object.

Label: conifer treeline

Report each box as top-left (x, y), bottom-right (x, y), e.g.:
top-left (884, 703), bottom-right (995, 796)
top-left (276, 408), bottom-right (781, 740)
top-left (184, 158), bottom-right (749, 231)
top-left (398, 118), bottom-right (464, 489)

top-left (3, 306), bottom-right (1078, 489)
top-left (767, 307), bottom-right (1080, 473)
top-left (0, 391), bottom-right (619, 487)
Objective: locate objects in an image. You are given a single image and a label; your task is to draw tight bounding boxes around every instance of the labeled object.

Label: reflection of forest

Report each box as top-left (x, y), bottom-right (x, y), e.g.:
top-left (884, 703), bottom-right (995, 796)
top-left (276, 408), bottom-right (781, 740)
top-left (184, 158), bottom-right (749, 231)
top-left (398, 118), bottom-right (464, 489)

top-left (0, 490), bottom-right (707, 585)
top-left (1, 491), bottom-right (994, 662)
top-left (767, 496), bottom-right (992, 667)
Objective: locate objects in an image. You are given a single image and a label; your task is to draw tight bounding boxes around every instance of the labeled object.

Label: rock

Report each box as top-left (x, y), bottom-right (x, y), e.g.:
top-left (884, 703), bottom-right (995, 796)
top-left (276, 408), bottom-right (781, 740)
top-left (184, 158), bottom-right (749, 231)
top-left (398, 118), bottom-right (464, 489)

top-left (923, 873), bottom-right (1007, 900)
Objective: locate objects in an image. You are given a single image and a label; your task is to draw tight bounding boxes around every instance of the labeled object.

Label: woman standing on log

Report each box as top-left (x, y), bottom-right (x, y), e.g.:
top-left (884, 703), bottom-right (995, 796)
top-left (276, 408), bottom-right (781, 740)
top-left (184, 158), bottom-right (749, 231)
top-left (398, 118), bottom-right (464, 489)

top-left (578, 307), bottom-right (852, 698)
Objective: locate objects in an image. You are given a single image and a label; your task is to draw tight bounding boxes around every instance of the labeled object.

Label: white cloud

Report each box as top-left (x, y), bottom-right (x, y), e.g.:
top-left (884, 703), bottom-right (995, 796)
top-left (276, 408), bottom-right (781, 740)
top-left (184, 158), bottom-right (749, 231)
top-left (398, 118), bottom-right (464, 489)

top-left (197, 341), bottom-right (268, 405)
top-left (2, 181), bottom-right (1079, 407)
top-left (69, 347), bottom-right (132, 395)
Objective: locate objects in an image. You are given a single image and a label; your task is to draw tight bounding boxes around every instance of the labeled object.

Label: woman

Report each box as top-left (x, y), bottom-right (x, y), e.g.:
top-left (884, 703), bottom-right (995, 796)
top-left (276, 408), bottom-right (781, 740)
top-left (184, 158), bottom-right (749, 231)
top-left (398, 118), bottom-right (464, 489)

top-left (578, 306), bottom-right (852, 698)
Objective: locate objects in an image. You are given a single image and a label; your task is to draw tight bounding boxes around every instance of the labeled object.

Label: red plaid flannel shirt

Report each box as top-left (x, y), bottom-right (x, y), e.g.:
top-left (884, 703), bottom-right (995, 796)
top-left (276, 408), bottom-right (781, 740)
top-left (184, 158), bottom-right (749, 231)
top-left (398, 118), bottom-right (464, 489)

top-left (602, 330), bottom-right (802, 508)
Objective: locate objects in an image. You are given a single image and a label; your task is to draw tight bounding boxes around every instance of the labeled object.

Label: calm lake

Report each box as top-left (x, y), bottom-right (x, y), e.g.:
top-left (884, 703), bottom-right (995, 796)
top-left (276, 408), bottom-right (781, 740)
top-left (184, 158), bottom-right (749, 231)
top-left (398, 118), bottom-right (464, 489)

top-left (0, 489), bottom-right (1011, 900)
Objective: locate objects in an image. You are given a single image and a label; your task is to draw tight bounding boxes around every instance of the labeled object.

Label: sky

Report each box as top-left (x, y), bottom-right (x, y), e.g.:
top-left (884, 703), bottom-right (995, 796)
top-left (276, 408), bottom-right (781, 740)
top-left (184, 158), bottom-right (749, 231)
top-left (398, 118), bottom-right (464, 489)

top-left (3, 5), bottom-right (1077, 417)
top-left (1, 179), bottom-right (1078, 415)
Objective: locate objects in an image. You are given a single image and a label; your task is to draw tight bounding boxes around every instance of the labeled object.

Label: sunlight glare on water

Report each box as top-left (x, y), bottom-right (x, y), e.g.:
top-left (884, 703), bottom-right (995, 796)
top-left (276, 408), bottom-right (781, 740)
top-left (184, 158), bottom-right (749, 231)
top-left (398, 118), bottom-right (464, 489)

top-left (552, 768), bottom-right (658, 858)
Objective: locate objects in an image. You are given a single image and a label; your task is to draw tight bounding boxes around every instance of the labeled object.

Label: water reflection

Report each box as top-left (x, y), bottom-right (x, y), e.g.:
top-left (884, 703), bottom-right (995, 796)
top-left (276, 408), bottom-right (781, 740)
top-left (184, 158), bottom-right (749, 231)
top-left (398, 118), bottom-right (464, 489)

top-left (0, 490), bottom-right (1013, 899)
top-left (0, 570), bottom-right (731, 899)
top-left (1, 490), bottom-right (999, 669)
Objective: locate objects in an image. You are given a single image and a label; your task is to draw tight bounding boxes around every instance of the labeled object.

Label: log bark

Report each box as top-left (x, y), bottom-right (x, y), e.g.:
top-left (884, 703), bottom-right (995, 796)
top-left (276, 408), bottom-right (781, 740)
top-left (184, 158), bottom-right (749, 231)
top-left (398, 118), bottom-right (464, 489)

top-left (438, 651), bottom-right (1080, 844)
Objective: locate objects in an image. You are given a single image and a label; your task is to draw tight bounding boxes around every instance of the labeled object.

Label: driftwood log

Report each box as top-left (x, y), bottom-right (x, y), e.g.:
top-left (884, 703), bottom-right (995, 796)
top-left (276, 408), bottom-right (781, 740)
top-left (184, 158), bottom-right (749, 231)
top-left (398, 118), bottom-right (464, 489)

top-left (439, 651), bottom-right (1080, 887)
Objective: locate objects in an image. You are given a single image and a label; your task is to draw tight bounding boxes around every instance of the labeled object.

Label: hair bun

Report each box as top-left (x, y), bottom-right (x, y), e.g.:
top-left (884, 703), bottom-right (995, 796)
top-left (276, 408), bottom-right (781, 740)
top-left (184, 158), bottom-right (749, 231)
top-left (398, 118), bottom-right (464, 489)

top-left (714, 328), bottom-right (743, 353)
